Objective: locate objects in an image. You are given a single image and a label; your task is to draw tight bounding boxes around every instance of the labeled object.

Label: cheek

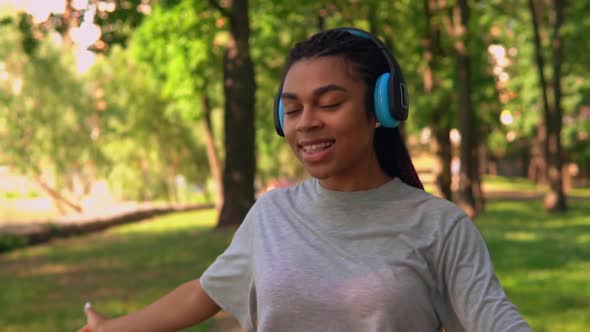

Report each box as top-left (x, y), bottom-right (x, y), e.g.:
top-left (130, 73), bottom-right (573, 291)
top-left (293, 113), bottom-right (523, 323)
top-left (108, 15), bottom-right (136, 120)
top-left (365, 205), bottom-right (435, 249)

top-left (284, 132), bottom-right (298, 151)
top-left (333, 114), bottom-right (373, 139)
top-left (336, 123), bottom-right (375, 153)
top-left (283, 119), bottom-right (296, 139)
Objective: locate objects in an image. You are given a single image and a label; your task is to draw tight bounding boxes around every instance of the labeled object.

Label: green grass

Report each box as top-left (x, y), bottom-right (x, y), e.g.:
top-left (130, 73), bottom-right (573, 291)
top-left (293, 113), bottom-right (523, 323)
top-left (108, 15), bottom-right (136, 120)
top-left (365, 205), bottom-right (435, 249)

top-left (570, 186), bottom-right (590, 197)
top-left (422, 175), bottom-right (542, 195)
top-left (483, 175), bottom-right (590, 198)
top-left (1, 189), bottom-right (589, 331)
top-left (483, 175), bottom-right (541, 192)
top-left (0, 209), bottom-right (234, 332)
top-left (478, 199), bottom-right (590, 331)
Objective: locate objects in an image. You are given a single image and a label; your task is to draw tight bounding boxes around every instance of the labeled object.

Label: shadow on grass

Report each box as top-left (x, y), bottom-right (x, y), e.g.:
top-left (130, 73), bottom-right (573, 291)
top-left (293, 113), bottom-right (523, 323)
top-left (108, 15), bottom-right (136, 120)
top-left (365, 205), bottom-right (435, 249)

top-left (0, 209), bottom-right (233, 332)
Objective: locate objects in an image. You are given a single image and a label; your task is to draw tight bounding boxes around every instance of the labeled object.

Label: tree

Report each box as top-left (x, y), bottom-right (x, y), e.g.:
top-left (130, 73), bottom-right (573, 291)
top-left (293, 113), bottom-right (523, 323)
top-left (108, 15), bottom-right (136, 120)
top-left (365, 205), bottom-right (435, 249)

top-left (0, 12), bottom-right (98, 212)
top-left (88, 46), bottom-right (211, 202)
top-left (209, 0), bottom-right (257, 227)
top-left (129, 0), bottom-right (224, 209)
top-left (92, 0), bottom-right (154, 51)
top-left (422, 0), bottom-right (453, 200)
top-left (528, 0), bottom-right (567, 212)
top-left (489, 0), bottom-right (589, 196)
top-left (451, 0), bottom-right (483, 217)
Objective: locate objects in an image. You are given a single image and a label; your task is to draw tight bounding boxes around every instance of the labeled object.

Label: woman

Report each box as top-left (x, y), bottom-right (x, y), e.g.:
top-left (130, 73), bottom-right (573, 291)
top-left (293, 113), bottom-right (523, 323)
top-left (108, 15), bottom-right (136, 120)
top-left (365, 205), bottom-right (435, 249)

top-left (80, 28), bottom-right (531, 332)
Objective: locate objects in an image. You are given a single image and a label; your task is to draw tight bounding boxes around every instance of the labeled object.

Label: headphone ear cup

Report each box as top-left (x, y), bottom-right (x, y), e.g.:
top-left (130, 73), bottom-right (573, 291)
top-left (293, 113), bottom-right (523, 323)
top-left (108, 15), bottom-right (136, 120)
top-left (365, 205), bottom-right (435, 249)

top-left (278, 100), bottom-right (285, 133)
top-left (373, 73), bottom-right (399, 128)
top-left (273, 95), bottom-right (285, 136)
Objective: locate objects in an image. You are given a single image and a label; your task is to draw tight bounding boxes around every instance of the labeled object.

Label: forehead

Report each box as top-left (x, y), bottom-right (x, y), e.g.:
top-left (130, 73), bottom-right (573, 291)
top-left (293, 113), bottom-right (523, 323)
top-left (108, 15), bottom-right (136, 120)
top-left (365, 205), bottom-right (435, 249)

top-left (282, 56), bottom-right (362, 94)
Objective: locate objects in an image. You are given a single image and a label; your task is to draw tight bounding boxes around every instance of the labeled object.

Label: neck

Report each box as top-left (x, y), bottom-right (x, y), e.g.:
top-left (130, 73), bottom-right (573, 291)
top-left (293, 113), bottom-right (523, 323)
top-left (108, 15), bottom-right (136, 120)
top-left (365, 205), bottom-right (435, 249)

top-left (318, 154), bottom-right (392, 192)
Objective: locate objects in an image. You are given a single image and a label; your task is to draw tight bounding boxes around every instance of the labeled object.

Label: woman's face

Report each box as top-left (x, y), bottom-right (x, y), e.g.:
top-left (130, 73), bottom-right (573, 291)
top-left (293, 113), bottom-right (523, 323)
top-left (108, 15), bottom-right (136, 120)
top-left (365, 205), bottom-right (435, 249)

top-left (281, 56), bottom-right (380, 188)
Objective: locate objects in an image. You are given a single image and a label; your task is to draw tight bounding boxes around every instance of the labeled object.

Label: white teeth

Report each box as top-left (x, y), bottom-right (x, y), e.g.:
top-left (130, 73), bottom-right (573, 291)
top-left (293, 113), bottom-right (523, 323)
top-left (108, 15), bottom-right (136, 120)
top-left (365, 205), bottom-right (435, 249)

top-left (302, 141), bottom-right (334, 152)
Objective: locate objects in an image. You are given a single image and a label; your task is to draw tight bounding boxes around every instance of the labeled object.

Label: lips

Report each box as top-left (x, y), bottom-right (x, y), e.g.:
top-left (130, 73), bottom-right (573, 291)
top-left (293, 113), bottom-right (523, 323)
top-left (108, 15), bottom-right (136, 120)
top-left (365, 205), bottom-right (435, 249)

top-left (300, 141), bottom-right (334, 152)
top-left (297, 139), bottom-right (335, 162)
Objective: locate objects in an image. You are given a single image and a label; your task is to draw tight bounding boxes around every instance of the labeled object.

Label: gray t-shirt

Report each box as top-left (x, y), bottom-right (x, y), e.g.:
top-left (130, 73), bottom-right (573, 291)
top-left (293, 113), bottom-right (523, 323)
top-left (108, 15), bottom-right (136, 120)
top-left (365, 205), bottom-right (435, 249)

top-left (200, 177), bottom-right (531, 331)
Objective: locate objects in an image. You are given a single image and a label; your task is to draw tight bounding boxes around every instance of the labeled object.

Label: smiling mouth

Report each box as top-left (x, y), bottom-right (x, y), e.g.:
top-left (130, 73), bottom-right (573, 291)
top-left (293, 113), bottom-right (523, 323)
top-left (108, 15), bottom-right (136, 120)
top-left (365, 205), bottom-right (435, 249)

top-left (299, 140), bottom-right (335, 153)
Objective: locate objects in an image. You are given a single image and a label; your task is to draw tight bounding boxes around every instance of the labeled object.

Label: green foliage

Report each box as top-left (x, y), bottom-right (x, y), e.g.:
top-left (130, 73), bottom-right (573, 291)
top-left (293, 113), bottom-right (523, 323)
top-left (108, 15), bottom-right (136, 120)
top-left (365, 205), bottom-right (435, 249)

top-left (489, 0), bottom-right (590, 166)
top-left (561, 76), bottom-right (590, 167)
top-left (16, 13), bottom-right (38, 55)
top-left (129, 0), bottom-right (222, 122)
top-left (487, 130), bottom-right (510, 155)
top-left (1, 0), bottom-right (589, 201)
top-left (88, 46), bottom-right (210, 201)
top-left (0, 11), bottom-right (102, 187)
top-left (93, 0), bottom-right (152, 49)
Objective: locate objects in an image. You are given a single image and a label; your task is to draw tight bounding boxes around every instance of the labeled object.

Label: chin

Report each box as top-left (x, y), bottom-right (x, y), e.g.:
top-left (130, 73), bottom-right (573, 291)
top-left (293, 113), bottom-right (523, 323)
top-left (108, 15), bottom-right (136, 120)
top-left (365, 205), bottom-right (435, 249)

top-left (304, 165), bottom-right (337, 180)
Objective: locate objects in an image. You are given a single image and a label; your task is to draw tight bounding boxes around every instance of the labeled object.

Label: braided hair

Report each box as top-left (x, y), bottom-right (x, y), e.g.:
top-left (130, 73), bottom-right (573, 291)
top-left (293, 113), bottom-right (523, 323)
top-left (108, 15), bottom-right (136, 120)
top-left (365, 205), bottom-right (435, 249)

top-left (284, 29), bottom-right (424, 190)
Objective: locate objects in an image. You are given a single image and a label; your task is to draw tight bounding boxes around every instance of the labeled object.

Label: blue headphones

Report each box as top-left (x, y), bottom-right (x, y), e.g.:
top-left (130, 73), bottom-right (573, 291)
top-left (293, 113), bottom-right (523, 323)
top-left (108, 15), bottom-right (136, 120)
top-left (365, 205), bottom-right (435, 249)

top-left (273, 27), bottom-right (409, 137)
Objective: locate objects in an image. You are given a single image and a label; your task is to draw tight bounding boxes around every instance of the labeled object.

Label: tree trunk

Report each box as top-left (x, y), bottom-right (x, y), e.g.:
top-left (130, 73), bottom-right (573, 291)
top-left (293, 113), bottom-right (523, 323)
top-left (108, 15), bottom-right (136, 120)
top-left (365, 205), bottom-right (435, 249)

top-left (212, 0), bottom-right (256, 228)
top-left (168, 173), bottom-right (178, 203)
top-left (520, 143), bottom-right (529, 177)
top-left (528, 0), bottom-right (551, 187)
top-left (545, 0), bottom-right (567, 211)
top-left (423, 0), bottom-right (452, 200)
top-left (431, 119), bottom-right (453, 200)
top-left (317, 6), bottom-right (326, 31)
top-left (529, 120), bottom-right (547, 184)
top-left (452, 0), bottom-right (481, 218)
top-left (473, 144), bottom-right (485, 212)
top-left (201, 92), bottom-right (224, 212)
top-left (528, 0), bottom-right (567, 212)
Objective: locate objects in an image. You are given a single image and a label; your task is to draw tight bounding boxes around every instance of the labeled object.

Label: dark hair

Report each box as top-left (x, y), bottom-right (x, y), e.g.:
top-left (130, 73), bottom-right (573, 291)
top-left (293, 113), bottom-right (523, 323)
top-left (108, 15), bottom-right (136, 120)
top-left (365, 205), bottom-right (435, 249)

top-left (284, 29), bottom-right (424, 190)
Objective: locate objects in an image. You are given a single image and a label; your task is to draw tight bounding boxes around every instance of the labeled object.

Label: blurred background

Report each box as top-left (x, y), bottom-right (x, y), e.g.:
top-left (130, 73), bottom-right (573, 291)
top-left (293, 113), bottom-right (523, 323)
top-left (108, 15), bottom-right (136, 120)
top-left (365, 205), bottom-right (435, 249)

top-left (0, 1), bottom-right (588, 331)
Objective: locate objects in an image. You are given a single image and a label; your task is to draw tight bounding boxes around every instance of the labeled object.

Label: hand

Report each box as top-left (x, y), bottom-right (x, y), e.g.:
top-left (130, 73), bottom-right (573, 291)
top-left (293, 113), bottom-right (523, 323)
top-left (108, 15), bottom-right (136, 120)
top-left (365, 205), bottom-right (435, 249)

top-left (78, 302), bottom-right (108, 332)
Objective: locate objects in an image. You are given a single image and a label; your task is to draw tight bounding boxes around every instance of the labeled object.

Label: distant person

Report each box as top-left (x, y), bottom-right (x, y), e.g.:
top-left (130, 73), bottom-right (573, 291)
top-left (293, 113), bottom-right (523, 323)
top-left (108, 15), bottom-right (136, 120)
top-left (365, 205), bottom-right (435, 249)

top-left (79, 28), bottom-right (531, 332)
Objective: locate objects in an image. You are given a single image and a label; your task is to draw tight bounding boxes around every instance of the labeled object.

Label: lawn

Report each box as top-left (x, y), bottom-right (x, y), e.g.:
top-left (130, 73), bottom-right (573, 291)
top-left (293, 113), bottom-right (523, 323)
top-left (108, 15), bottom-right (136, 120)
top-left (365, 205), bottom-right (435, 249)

top-left (483, 175), bottom-right (540, 192)
top-left (1, 190), bottom-right (589, 331)
top-left (0, 209), bottom-right (234, 332)
top-left (477, 199), bottom-right (590, 331)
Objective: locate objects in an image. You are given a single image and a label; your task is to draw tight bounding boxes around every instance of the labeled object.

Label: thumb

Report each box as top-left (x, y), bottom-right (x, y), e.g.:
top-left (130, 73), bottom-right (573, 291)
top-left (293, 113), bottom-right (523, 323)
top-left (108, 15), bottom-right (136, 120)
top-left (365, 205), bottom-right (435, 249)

top-left (83, 302), bottom-right (107, 330)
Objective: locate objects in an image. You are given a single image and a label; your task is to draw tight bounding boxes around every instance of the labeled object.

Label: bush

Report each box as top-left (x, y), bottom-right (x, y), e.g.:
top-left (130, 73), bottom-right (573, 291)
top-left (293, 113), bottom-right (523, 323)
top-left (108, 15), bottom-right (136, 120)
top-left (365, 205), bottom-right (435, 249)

top-left (0, 233), bottom-right (27, 253)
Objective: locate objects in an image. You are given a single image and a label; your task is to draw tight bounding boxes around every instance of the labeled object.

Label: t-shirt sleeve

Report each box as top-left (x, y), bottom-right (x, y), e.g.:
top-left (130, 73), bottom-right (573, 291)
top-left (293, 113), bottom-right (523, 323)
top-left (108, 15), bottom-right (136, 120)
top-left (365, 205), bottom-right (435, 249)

top-left (439, 216), bottom-right (532, 332)
top-left (200, 211), bottom-right (257, 331)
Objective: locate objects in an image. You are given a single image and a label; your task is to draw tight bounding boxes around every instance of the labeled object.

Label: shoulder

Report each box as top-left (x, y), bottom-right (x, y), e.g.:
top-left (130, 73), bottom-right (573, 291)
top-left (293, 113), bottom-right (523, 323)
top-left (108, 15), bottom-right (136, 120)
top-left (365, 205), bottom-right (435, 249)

top-left (399, 180), bottom-right (466, 220)
top-left (249, 179), bottom-right (313, 215)
top-left (238, 180), bottom-right (314, 235)
top-left (256, 179), bottom-right (313, 204)
top-left (393, 180), bottom-right (468, 236)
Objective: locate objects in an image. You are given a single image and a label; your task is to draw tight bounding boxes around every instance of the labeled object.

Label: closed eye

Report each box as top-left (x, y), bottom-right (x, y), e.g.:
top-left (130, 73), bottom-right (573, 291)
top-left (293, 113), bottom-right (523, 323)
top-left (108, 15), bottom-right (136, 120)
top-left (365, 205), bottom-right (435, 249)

top-left (319, 103), bottom-right (341, 109)
top-left (285, 109), bottom-right (301, 115)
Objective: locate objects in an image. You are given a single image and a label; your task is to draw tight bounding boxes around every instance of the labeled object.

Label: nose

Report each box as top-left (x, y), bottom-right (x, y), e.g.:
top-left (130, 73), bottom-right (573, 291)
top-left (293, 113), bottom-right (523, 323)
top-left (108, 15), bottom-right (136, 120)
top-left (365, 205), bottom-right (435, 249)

top-left (295, 107), bottom-right (322, 132)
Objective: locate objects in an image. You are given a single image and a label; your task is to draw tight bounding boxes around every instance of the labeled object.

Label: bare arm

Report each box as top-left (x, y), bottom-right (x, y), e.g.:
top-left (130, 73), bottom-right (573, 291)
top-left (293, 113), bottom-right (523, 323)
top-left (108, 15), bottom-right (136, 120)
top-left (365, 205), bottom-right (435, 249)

top-left (80, 279), bottom-right (221, 332)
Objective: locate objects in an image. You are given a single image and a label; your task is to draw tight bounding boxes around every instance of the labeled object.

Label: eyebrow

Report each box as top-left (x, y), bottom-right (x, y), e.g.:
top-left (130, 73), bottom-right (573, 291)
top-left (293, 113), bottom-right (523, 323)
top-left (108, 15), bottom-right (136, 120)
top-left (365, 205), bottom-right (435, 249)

top-left (281, 84), bottom-right (348, 100)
